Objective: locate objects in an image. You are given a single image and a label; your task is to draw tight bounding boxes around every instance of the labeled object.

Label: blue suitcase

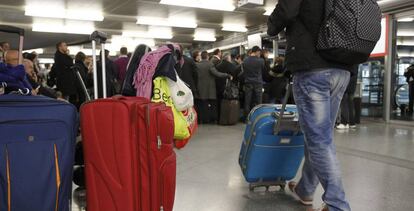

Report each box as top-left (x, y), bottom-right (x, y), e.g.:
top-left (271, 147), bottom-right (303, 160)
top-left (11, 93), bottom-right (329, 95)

top-left (0, 95), bottom-right (78, 211)
top-left (239, 103), bottom-right (305, 191)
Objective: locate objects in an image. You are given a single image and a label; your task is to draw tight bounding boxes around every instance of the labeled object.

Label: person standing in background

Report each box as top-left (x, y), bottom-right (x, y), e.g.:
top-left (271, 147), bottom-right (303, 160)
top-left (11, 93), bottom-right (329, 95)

top-left (337, 66), bottom-right (359, 130)
top-left (216, 53), bottom-right (238, 117)
top-left (177, 53), bottom-right (199, 99)
top-left (192, 51), bottom-right (201, 63)
top-left (97, 49), bottom-right (118, 98)
top-left (210, 49), bottom-right (222, 67)
top-left (240, 46), bottom-right (265, 118)
top-left (268, 57), bottom-right (289, 104)
top-left (196, 51), bottom-right (232, 124)
top-left (73, 52), bottom-right (90, 108)
top-left (53, 41), bottom-right (77, 104)
top-left (261, 49), bottom-right (273, 103)
top-left (404, 64), bottom-right (414, 114)
top-left (0, 42), bottom-right (10, 52)
top-left (114, 47), bottom-right (129, 85)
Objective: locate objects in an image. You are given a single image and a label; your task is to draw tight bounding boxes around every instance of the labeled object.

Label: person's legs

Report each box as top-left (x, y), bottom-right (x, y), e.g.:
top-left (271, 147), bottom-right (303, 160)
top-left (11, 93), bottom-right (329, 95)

top-left (348, 94), bottom-right (356, 126)
top-left (409, 82), bottom-right (414, 113)
top-left (253, 84), bottom-right (263, 107)
top-left (340, 93), bottom-right (350, 125)
top-left (293, 68), bottom-right (351, 211)
top-left (244, 84), bottom-right (254, 118)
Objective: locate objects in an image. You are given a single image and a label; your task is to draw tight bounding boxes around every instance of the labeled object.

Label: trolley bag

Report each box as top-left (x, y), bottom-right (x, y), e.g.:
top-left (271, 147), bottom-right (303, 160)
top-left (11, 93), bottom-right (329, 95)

top-left (238, 82), bottom-right (304, 191)
top-left (219, 100), bottom-right (240, 125)
top-left (80, 31), bottom-right (176, 211)
top-left (219, 80), bottom-right (240, 125)
top-left (0, 25), bottom-right (77, 211)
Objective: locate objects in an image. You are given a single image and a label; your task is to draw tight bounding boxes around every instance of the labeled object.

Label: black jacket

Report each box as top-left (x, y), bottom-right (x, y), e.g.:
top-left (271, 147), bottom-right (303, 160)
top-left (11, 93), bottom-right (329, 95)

top-left (53, 51), bottom-right (76, 95)
top-left (404, 65), bottom-right (414, 83)
top-left (177, 56), bottom-right (198, 97)
top-left (96, 58), bottom-right (118, 98)
top-left (216, 60), bottom-right (237, 99)
top-left (267, 0), bottom-right (351, 73)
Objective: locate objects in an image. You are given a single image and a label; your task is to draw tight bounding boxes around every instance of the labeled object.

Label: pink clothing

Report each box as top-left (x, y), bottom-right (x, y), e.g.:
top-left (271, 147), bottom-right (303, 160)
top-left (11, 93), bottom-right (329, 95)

top-left (133, 44), bottom-right (183, 99)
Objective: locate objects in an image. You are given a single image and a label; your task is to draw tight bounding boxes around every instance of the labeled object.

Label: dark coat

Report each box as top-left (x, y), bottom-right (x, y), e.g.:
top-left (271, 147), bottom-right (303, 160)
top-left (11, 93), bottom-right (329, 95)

top-left (196, 60), bottom-right (229, 100)
top-left (177, 56), bottom-right (198, 97)
top-left (216, 60), bottom-right (237, 99)
top-left (96, 58), bottom-right (118, 98)
top-left (53, 51), bottom-right (76, 95)
top-left (210, 56), bottom-right (221, 67)
top-left (404, 64), bottom-right (414, 83)
top-left (269, 65), bottom-right (289, 100)
top-left (267, 0), bottom-right (351, 73)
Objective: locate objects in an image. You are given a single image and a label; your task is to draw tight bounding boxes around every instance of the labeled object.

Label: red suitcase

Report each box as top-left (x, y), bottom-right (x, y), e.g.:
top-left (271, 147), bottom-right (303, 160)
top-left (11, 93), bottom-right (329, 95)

top-left (80, 32), bottom-right (176, 211)
top-left (81, 96), bottom-right (176, 211)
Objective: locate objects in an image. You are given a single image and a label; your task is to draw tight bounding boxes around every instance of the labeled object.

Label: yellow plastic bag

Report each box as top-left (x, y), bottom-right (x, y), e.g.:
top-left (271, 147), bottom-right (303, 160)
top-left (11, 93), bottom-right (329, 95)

top-left (152, 77), bottom-right (190, 140)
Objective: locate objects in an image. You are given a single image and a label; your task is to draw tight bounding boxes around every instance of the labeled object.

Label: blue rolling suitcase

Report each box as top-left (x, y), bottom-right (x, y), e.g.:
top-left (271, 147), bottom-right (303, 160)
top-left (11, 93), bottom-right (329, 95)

top-left (0, 95), bottom-right (78, 211)
top-left (238, 83), bottom-right (305, 191)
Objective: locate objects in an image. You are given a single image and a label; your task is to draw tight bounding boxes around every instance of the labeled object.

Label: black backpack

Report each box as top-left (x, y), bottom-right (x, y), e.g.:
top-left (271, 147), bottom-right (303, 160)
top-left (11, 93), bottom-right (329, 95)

top-left (316, 0), bottom-right (382, 65)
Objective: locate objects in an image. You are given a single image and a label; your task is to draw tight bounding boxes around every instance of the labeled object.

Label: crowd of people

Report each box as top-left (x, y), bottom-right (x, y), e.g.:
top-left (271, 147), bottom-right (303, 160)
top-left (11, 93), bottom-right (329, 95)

top-left (1, 41), bottom-right (293, 120)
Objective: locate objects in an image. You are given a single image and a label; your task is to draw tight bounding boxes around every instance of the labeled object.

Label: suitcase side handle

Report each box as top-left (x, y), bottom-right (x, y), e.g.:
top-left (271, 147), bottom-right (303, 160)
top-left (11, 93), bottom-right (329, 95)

top-left (0, 25), bottom-right (24, 36)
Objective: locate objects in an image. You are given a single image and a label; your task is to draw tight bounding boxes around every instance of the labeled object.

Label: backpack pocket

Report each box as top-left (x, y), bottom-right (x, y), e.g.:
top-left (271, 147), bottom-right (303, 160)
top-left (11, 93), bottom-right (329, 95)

top-left (356, 0), bottom-right (382, 42)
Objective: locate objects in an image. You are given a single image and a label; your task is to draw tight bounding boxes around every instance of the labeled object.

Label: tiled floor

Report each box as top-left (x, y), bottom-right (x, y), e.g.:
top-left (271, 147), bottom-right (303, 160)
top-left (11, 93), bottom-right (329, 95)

top-left (72, 121), bottom-right (414, 211)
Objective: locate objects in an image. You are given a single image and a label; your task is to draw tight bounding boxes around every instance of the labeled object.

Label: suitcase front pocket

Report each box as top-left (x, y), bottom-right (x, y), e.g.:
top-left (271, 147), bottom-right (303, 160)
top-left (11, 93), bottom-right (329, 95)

top-left (158, 153), bottom-right (176, 211)
top-left (0, 141), bottom-right (61, 211)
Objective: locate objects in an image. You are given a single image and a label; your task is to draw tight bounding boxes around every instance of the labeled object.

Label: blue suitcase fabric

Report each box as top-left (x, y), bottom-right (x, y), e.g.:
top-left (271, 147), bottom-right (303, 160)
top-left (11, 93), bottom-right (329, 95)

top-left (239, 104), bottom-right (305, 183)
top-left (0, 95), bottom-right (77, 211)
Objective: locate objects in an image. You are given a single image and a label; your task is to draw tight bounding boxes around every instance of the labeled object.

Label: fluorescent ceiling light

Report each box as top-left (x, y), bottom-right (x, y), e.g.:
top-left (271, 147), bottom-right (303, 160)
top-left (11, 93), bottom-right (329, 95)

top-left (23, 48), bottom-right (44, 54)
top-left (207, 41), bottom-right (248, 52)
top-left (137, 16), bottom-right (197, 28)
top-left (398, 52), bottom-right (414, 57)
top-left (38, 58), bottom-right (54, 64)
top-left (32, 21), bottom-right (95, 35)
top-left (122, 29), bottom-right (173, 40)
top-left (194, 28), bottom-right (216, 42)
top-left (160, 0), bottom-right (235, 11)
top-left (25, 5), bottom-right (104, 21)
top-left (123, 26), bottom-right (173, 39)
top-left (397, 40), bottom-right (414, 46)
top-left (398, 18), bottom-right (414, 22)
top-left (222, 24), bottom-right (248, 32)
top-left (111, 36), bottom-right (156, 48)
top-left (397, 31), bottom-right (414, 37)
top-left (264, 7), bottom-right (273, 16)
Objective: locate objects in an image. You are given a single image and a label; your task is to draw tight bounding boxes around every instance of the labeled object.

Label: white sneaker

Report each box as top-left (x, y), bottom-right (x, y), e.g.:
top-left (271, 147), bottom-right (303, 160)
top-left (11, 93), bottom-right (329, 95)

top-left (336, 124), bottom-right (349, 130)
top-left (349, 125), bottom-right (357, 129)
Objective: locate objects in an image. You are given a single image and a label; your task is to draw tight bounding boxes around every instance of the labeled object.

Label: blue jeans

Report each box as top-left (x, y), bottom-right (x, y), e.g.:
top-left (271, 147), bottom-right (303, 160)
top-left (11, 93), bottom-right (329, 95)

top-left (292, 68), bottom-right (351, 211)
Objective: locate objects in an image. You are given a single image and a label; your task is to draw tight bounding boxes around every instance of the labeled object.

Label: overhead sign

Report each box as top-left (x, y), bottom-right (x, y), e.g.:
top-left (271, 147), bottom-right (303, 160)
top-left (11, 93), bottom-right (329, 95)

top-left (371, 16), bottom-right (388, 58)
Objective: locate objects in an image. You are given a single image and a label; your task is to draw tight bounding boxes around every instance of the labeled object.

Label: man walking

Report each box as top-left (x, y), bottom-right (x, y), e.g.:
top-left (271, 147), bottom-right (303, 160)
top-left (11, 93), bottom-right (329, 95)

top-left (268, 1), bottom-right (352, 211)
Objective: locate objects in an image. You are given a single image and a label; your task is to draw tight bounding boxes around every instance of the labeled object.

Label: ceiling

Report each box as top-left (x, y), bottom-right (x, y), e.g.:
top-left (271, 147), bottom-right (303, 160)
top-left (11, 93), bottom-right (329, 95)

top-left (0, 0), bottom-right (277, 51)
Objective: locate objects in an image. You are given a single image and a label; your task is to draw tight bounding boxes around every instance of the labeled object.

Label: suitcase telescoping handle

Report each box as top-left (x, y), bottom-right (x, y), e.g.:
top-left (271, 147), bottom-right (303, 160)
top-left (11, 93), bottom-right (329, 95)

top-left (90, 31), bottom-right (108, 99)
top-left (273, 79), bottom-right (301, 135)
top-left (0, 25), bottom-right (24, 64)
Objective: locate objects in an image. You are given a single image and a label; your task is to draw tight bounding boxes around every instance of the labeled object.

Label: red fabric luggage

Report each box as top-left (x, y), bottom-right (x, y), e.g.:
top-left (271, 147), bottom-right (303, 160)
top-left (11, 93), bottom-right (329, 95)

top-left (80, 96), bottom-right (176, 211)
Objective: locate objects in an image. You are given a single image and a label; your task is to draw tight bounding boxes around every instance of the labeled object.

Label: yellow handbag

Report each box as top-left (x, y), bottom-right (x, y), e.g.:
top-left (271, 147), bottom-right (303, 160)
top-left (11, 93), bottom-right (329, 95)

top-left (152, 77), bottom-right (190, 140)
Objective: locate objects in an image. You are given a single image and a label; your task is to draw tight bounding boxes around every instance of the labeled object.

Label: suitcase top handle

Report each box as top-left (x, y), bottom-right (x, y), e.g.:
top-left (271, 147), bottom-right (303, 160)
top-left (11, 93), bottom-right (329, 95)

top-left (90, 31), bottom-right (107, 44)
top-left (0, 25), bottom-right (24, 36)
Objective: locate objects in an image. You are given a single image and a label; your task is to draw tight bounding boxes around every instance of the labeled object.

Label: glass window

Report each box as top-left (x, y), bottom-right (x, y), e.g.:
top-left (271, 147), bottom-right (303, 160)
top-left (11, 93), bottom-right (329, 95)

top-left (391, 16), bottom-right (414, 121)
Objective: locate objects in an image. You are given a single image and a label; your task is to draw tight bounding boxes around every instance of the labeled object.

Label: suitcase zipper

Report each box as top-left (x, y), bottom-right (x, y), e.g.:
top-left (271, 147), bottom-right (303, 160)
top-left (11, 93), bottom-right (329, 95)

top-left (156, 110), bottom-right (162, 150)
top-left (157, 136), bottom-right (162, 149)
top-left (241, 112), bottom-right (279, 172)
top-left (6, 148), bottom-right (11, 211)
top-left (54, 144), bottom-right (61, 211)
